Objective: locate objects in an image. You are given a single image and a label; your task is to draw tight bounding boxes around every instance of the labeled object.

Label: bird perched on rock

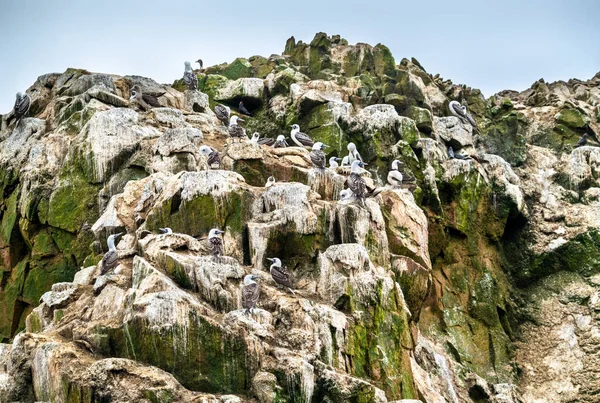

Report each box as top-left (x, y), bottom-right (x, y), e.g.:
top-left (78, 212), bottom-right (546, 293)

top-left (290, 124), bottom-right (315, 148)
top-left (449, 100), bottom-right (479, 132)
top-left (310, 142), bottom-right (328, 169)
top-left (448, 146), bottom-right (471, 160)
top-left (238, 101), bottom-right (251, 116)
top-left (265, 176), bottom-right (276, 188)
top-left (249, 132), bottom-right (260, 144)
top-left (258, 135), bottom-right (288, 147)
top-left (196, 59), bottom-right (204, 69)
top-left (348, 160), bottom-right (368, 206)
top-left (387, 160), bottom-right (404, 188)
top-left (347, 142), bottom-right (363, 165)
top-left (228, 116), bottom-right (246, 143)
top-left (329, 157), bottom-right (342, 168)
top-left (101, 233), bottom-right (123, 275)
top-left (207, 228), bottom-right (225, 258)
top-left (339, 189), bottom-right (353, 201)
top-left (6, 92), bottom-right (30, 127)
top-left (199, 145), bottom-right (221, 169)
top-left (266, 258), bottom-right (294, 294)
top-left (159, 227), bottom-right (173, 234)
top-left (183, 61), bottom-right (198, 91)
top-left (242, 274), bottom-right (261, 315)
top-left (574, 133), bottom-right (588, 148)
top-left (214, 104), bottom-right (230, 126)
top-left (130, 85), bottom-right (162, 110)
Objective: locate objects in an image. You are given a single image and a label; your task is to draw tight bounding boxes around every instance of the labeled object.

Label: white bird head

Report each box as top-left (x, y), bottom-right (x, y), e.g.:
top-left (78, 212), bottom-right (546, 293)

top-left (159, 227), bottom-right (173, 234)
top-left (266, 257), bottom-right (282, 266)
top-left (208, 228), bottom-right (225, 239)
top-left (391, 160), bottom-right (401, 170)
top-left (184, 61), bottom-right (192, 71)
top-left (244, 274), bottom-right (261, 285)
top-left (107, 232), bottom-right (123, 250)
top-left (351, 160), bottom-right (367, 172)
top-left (313, 142), bottom-right (328, 151)
top-left (347, 142), bottom-right (357, 151)
top-left (276, 135), bottom-right (286, 142)
top-left (198, 145), bottom-right (213, 156)
top-left (230, 116), bottom-right (243, 125)
top-left (265, 176), bottom-right (275, 187)
top-left (339, 189), bottom-right (352, 200)
top-left (251, 132), bottom-right (260, 141)
top-left (290, 124), bottom-right (300, 134)
top-left (329, 156), bottom-right (341, 166)
top-left (16, 92), bottom-right (23, 99)
top-left (341, 156), bottom-right (350, 166)
top-left (196, 59), bottom-right (203, 68)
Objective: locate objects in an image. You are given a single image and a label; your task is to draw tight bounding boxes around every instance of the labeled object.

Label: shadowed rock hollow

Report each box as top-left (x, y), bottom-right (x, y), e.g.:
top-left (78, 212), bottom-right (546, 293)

top-left (0, 33), bottom-right (599, 402)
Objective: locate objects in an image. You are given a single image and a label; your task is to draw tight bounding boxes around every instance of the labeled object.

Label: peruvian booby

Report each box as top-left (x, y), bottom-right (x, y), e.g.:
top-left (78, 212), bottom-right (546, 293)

top-left (238, 101), bottom-right (251, 116)
top-left (199, 145), bottom-right (221, 168)
top-left (266, 258), bottom-right (294, 293)
top-left (228, 116), bottom-right (246, 143)
top-left (7, 92), bottom-right (30, 126)
top-left (214, 104), bottom-right (230, 126)
top-left (348, 160), bottom-right (368, 205)
top-left (273, 135), bottom-right (288, 148)
top-left (290, 124), bottom-right (315, 148)
top-left (387, 160), bottom-right (403, 188)
top-left (196, 59), bottom-right (204, 69)
top-left (329, 157), bottom-right (342, 168)
top-left (265, 176), bottom-right (276, 188)
top-left (242, 274), bottom-right (261, 315)
top-left (208, 228), bottom-right (225, 257)
top-left (101, 232), bottom-right (123, 275)
top-left (347, 142), bottom-right (363, 165)
top-left (159, 227), bottom-right (173, 234)
top-left (309, 142), bottom-right (328, 169)
top-left (339, 189), bottom-right (353, 201)
top-left (449, 100), bottom-right (479, 132)
top-left (249, 132), bottom-right (260, 144)
top-left (341, 156), bottom-right (350, 167)
top-left (448, 146), bottom-right (471, 160)
top-left (183, 61), bottom-right (198, 91)
top-left (130, 85), bottom-right (162, 110)
top-left (574, 133), bottom-right (587, 148)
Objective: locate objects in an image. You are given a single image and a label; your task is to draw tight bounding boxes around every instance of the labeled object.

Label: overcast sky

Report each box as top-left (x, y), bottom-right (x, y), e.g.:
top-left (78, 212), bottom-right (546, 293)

top-left (1, 0), bottom-right (598, 112)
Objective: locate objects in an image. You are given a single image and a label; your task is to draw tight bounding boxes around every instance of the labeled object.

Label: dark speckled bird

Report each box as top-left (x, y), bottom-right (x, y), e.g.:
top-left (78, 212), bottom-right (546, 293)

top-left (348, 161), bottom-right (367, 206)
top-left (101, 233), bottom-right (123, 275)
top-left (130, 85), bottom-right (162, 110)
top-left (228, 116), bottom-right (246, 143)
top-left (7, 92), bottom-right (30, 126)
top-left (183, 61), bottom-right (198, 91)
top-left (199, 146), bottom-right (221, 169)
top-left (309, 142), bottom-right (328, 169)
top-left (238, 101), bottom-right (251, 116)
top-left (214, 104), bottom-right (230, 126)
top-left (208, 228), bottom-right (225, 257)
top-left (242, 274), bottom-right (261, 315)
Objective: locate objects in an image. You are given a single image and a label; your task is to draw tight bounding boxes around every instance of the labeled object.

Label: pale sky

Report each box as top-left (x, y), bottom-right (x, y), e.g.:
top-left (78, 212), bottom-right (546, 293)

top-left (1, 0), bottom-right (598, 113)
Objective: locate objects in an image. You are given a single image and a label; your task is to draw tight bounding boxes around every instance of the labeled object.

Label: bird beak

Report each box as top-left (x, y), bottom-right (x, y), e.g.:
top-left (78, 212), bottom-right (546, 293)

top-left (323, 145), bottom-right (330, 148)
top-left (238, 118), bottom-right (245, 122)
top-left (335, 158), bottom-right (341, 161)
top-left (129, 95), bottom-right (135, 100)
top-left (115, 232), bottom-right (123, 238)
top-left (266, 258), bottom-right (273, 262)
top-left (218, 230), bottom-right (225, 234)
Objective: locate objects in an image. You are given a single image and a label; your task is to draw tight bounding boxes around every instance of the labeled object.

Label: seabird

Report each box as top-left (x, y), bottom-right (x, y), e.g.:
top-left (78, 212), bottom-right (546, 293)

top-left (273, 135), bottom-right (288, 148)
top-left (290, 124), bottom-right (315, 148)
top-left (7, 92), bottom-right (30, 126)
top-left (341, 156), bottom-right (350, 167)
top-left (339, 189), bottom-right (353, 201)
top-left (100, 232), bottom-right (123, 275)
top-left (449, 100), bottom-right (479, 132)
top-left (448, 146), bottom-right (471, 160)
top-left (348, 161), bottom-right (368, 206)
top-left (310, 142), bottom-right (328, 169)
top-left (574, 133), bottom-right (587, 148)
top-left (130, 85), bottom-right (162, 110)
top-left (183, 61), bottom-right (198, 91)
top-left (249, 132), bottom-right (260, 144)
top-left (329, 157), bottom-right (342, 168)
top-left (199, 145), bottom-right (221, 168)
top-left (265, 176), bottom-right (276, 188)
top-left (347, 142), bottom-right (363, 165)
top-left (238, 101), bottom-right (251, 116)
top-left (214, 104), bottom-right (230, 126)
top-left (257, 135), bottom-right (288, 147)
top-left (159, 227), bottom-right (173, 234)
top-left (208, 228), bottom-right (225, 258)
top-left (242, 274), bottom-right (261, 315)
top-left (228, 116), bottom-right (246, 143)
top-left (266, 258), bottom-right (294, 294)
top-left (387, 160), bottom-right (403, 188)
top-left (196, 59), bottom-right (204, 69)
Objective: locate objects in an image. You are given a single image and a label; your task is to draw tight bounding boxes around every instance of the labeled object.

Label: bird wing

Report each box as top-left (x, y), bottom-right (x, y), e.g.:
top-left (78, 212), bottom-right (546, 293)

top-left (208, 237), bottom-right (223, 255)
top-left (271, 266), bottom-right (293, 288)
top-left (466, 113), bottom-right (478, 129)
top-left (577, 135), bottom-right (587, 146)
top-left (387, 170), bottom-right (403, 186)
top-left (310, 150), bottom-right (326, 168)
top-left (183, 71), bottom-right (198, 90)
top-left (242, 283), bottom-right (260, 309)
top-left (239, 105), bottom-right (251, 115)
top-left (450, 102), bottom-right (467, 119)
top-left (101, 250), bottom-right (119, 274)
top-left (142, 93), bottom-right (162, 108)
top-left (258, 137), bottom-right (275, 146)
top-left (273, 139), bottom-right (288, 148)
top-left (229, 124), bottom-right (245, 138)
top-left (295, 131), bottom-right (315, 147)
top-left (207, 151), bottom-right (221, 166)
top-left (14, 94), bottom-right (30, 119)
top-left (347, 173), bottom-right (366, 198)
top-left (214, 105), bottom-right (230, 123)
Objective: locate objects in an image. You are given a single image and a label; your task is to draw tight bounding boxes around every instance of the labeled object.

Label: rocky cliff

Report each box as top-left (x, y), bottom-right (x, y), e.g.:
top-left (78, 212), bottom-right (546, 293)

top-left (0, 33), bottom-right (598, 402)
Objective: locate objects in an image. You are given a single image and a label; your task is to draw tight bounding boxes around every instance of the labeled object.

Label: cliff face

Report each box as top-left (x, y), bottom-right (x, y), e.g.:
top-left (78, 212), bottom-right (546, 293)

top-left (0, 32), bottom-right (598, 402)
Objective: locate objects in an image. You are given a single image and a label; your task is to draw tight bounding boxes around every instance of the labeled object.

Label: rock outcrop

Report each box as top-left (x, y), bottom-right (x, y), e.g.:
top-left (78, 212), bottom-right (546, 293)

top-left (0, 33), bottom-right (598, 402)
